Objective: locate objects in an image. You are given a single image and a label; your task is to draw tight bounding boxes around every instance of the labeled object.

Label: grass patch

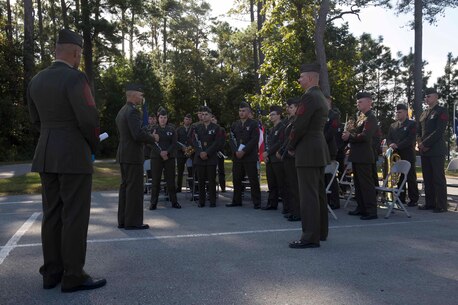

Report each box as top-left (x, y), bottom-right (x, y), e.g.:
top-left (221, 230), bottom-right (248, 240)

top-left (0, 162), bottom-right (122, 196)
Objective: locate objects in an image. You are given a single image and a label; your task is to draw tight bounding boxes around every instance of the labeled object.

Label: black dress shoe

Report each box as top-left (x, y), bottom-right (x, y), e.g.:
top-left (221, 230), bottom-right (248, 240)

top-left (348, 209), bottom-right (362, 216)
top-left (433, 208), bottom-right (447, 213)
top-left (320, 237), bottom-right (327, 242)
top-left (407, 201), bottom-right (418, 207)
top-left (198, 203), bottom-right (205, 208)
top-left (253, 204), bottom-right (261, 209)
top-left (284, 214), bottom-right (291, 218)
top-left (289, 240), bottom-right (320, 249)
top-left (360, 215), bottom-right (378, 220)
top-left (43, 274), bottom-right (63, 289)
top-left (261, 205), bottom-right (277, 210)
top-left (125, 224), bottom-right (149, 230)
top-left (209, 203), bottom-right (216, 207)
top-left (117, 224), bottom-right (124, 229)
top-left (418, 205), bottom-right (434, 210)
top-left (61, 277), bottom-right (107, 293)
top-left (226, 203), bottom-right (242, 207)
top-left (172, 202), bottom-right (182, 209)
top-left (149, 203), bottom-right (157, 210)
top-left (288, 215), bottom-right (301, 222)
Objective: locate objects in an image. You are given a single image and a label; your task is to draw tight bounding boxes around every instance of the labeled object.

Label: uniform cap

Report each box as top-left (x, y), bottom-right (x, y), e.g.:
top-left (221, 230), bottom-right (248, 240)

top-left (125, 83), bottom-right (144, 93)
top-left (239, 101), bottom-right (251, 109)
top-left (356, 91), bottom-right (373, 100)
top-left (396, 104), bottom-right (408, 111)
top-left (158, 109), bottom-right (168, 116)
top-left (157, 106), bottom-right (166, 115)
top-left (269, 105), bottom-right (283, 114)
top-left (300, 63), bottom-right (321, 73)
top-left (57, 29), bottom-right (83, 48)
top-left (286, 97), bottom-right (301, 106)
top-left (424, 87), bottom-right (438, 95)
top-left (185, 113), bottom-right (192, 119)
top-left (200, 106), bottom-right (212, 114)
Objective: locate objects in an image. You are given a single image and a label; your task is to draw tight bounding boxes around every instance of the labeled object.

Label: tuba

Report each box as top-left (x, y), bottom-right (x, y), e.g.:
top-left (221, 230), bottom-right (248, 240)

top-left (383, 147), bottom-right (401, 189)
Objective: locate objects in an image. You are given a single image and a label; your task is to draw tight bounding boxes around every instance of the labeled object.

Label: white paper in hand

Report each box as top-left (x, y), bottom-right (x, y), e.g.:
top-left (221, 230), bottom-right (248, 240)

top-left (238, 144), bottom-right (245, 152)
top-left (99, 132), bottom-right (109, 142)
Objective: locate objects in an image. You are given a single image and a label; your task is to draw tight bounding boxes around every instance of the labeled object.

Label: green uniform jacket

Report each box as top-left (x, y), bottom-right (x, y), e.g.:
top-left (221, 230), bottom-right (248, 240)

top-left (347, 110), bottom-right (378, 164)
top-left (265, 121), bottom-right (285, 163)
top-left (192, 122), bottom-right (223, 166)
top-left (27, 61), bottom-right (100, 174)
top-left (417, 104), bottom-right (448, 157)
top-left (116, 103), bottom-right (156, 164)
top-left (229, 119), bottom-right (260, 163)
top-left (150, 124), bottom-right (177, 159)
top-left (289, 86), bottom-right (330, 167)
top-left (387, 119), bottom-right (417, 161)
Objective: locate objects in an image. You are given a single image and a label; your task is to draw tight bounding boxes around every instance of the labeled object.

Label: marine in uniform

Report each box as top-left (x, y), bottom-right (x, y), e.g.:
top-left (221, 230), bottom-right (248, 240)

top-left (288, 63), bottom-right (330, 249)
top-left (417, 88), bottom-right (448, 213)
top-left (262, 105), bottom-right (286, 210)
top-left (211, 115), bottom-right (227, 192)
top-left (116, 84), bottom-right (158, 230)
top-left (27, 29), bottom-right (106, 292)
top-left (149, 110), bottom-right (181, 209)
top-left (324, 96), bottom-right (341, 209)
top-left (277, 98), bottom-right (301, 221)
top-left (342, 92), bottom-right (379, 220)
top-left (176, 113), bottom-right (193, 192)
top-left (386, 103), bottom-right (419, 206)
top-left (191, 107), bottom-right (224, 207)
top-left (226, 102), bottom-right (262, 209)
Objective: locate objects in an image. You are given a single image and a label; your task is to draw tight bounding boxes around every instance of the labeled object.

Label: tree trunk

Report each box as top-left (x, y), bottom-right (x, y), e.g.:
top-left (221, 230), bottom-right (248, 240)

top-left (61, 0), bottom-right (69, 29)
top-left (81, 0), bottom-right (94, 93)
top-left (75, 0), bottom-right (81, 24)
top-left (413, 0), bottom-right (423, 122)
top-left (23, 0), bottom-right (35, 103)
top-left (6, 0), bottom-right (13, 44)
top-left (250, 0), bottom-right (259, 92)
top-left (257, 0), bottom-right (266, 86)
top-left (162, 17), bottom-right (167, 63)
top-left (49, 0), bottom-right (58, 44)
top-left (121, 8), bottom-right (126, 57)
top-left (37, 0), bottom-right (46, 62)
top-left (129, 11), bottom-right (135, 62)
top-left (314, 0), bottom-right (330, 97)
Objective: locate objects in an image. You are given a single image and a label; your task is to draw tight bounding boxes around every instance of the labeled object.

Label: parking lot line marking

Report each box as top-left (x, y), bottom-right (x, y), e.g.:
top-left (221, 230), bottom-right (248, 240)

top-left (0, 201), bottom-right (40, 205)
top-left (0, 212), bottom-right (41, 265)
top-left (1, 219), bottom-right (438, 251)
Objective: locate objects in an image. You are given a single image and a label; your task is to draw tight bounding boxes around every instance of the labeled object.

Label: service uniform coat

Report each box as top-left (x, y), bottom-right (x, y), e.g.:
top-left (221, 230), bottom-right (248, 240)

top-left (116, 102), bottom-right (156, 227)
top-left (387, 119), bottom-right (419, 204)
top-left (289, 86), bottom-right (330, 244)
top-left (346, 109), bottom-right (378, 217)
top-left (229, 118), bottom-right (261, 207)
top-left (417, 104), bottom-right (448, 209)
top-left (27, 61), bottom-right (100, 288)
top-left (149, 124), bottom-right (179, 205)
top-left (192, 122), bottom-right (224, 205)
top-left (265, 121), bottom-right (286, 208)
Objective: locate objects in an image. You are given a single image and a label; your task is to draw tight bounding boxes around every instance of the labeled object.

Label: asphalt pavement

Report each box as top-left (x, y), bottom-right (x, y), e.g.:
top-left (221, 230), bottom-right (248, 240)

top-left (0, 189), bottom-right (457, 305)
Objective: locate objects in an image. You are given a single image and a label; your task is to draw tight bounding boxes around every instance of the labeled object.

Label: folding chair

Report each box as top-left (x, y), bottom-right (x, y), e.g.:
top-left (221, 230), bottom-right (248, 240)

top-left (143, 159), bottom-right (152, 194)
top-left (375, 160), bottom-right (411, 219)
top-left (446, 157), bottom-right (458, 211)
top-left (325, 160), bottom-right (339, 220)
top-left (338, 162), bottom-right (355, 208)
